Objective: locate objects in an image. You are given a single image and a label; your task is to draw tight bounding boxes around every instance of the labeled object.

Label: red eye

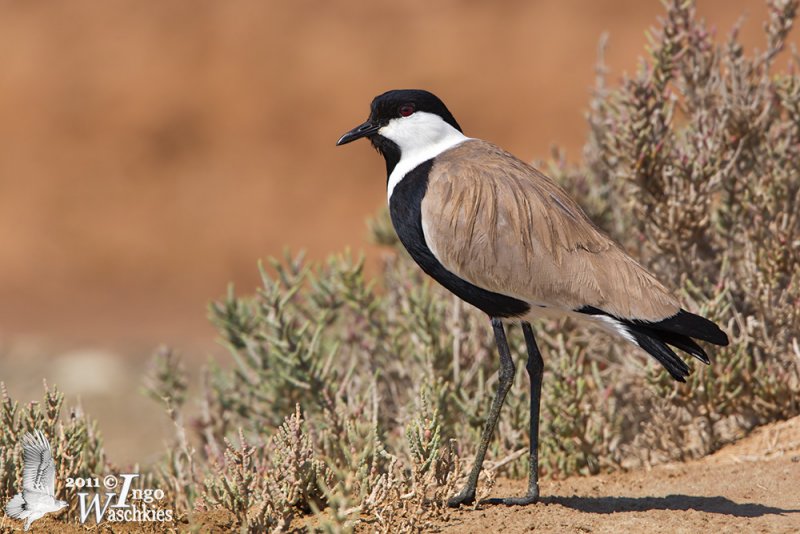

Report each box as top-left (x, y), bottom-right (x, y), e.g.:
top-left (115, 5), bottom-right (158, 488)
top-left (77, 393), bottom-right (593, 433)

top-left (399, 104), bottom-right (415, 117)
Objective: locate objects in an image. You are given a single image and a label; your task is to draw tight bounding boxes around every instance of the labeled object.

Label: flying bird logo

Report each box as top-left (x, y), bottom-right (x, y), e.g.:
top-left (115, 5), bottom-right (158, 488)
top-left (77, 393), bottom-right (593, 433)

top-left (4, 430), bottom-right (68, 531)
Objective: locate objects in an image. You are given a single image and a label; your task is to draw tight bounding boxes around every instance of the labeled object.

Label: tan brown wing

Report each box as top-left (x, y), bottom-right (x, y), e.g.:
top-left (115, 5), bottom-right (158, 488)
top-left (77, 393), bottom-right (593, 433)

top-left (420, 139), bottom-right (680, 321)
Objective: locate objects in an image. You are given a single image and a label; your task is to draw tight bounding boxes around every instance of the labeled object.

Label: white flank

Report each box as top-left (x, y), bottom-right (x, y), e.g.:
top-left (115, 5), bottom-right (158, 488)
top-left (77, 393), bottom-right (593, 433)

top-left (381, 111), bottom-right (469, 200)
top-left (595, 315), bottom-right (636, 344)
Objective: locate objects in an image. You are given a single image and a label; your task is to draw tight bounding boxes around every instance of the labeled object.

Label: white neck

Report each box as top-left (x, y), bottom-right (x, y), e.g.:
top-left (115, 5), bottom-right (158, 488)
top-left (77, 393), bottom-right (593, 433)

top-left (380, 111), bottom-right (469, 200)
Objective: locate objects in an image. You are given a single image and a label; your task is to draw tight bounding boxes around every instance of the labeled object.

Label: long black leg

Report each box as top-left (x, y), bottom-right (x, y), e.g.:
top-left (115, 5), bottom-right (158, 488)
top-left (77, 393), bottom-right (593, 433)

top-left (486, 321), bottom-right (544, 505)
top-left (448, 317), bottom-right (516, 507)
top-left (521, 321), bottom-right (544, 502)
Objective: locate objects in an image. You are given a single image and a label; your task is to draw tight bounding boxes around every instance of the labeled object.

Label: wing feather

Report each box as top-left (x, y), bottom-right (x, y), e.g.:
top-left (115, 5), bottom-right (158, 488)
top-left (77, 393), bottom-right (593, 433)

top-left (421, 140), bottom-right (680, 321)
top-left (21, 430), bottom-right (56, 496)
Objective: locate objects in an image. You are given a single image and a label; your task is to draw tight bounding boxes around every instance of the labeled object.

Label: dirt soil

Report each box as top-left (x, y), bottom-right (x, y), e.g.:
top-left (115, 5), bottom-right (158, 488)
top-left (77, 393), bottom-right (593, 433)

top-left (439, 415), bottom-right (800, 534)
top-left (4, 415), bottom-right (798, 533)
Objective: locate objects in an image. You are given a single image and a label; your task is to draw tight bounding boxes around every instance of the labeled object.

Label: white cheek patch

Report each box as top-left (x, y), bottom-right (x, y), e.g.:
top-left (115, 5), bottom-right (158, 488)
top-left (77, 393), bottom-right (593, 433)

top-left (382, 112), bottom-right (469, 201)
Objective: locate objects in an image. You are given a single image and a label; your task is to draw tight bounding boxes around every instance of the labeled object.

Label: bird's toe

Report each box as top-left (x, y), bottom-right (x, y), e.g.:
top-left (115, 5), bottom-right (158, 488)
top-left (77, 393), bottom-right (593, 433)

top-left (482, 492), bottom-right (539, 506)
top-left (447, 489), bottom-right (476, 508)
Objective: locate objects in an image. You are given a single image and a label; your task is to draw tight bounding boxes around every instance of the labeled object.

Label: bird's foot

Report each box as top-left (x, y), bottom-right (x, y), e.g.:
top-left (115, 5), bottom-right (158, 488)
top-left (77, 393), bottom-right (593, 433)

top-left (483, 488), bottom-right (539, 506)
top-left (447, 488), bottom-right (476, 508)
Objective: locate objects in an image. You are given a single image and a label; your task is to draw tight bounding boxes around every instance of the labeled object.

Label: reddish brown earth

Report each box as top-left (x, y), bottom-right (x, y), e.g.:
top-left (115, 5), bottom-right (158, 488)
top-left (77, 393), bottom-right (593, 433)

top-left (439, 415), bottom-right (800, 533)
top-left (5, 415), bottom-right (799, 533)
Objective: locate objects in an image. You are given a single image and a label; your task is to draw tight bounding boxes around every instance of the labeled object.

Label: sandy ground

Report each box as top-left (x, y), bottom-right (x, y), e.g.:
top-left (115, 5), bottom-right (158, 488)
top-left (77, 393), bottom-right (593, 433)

top-left (4, 415), bottom-right (798, 533)
top-left (440, 415), bottom-right (800, 534)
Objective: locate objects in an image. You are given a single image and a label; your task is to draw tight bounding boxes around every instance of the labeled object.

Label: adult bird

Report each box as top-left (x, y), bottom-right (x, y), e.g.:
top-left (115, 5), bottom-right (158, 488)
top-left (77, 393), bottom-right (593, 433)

top-left (4, 430), bottom-right (68, 530)
top-left (336, 89), bottom-right (728, 506)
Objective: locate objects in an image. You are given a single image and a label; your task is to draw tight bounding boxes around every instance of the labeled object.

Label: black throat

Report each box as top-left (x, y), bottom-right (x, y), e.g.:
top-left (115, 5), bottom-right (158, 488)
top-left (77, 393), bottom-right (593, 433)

top-left (369, 135), bottom-right (401, 179)
top-left (388, 159), bottom-right (530, 318)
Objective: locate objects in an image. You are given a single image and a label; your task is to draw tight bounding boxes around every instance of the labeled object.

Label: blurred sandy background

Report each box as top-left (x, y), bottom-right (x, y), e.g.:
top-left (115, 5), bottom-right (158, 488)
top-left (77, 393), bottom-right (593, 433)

top-left (0, 0), bottom-right (791, 464)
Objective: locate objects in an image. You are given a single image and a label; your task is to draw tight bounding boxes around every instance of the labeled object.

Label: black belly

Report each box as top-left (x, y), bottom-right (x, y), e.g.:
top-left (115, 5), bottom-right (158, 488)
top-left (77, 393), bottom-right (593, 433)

top-left (388, 159), bottom-right (530, 319)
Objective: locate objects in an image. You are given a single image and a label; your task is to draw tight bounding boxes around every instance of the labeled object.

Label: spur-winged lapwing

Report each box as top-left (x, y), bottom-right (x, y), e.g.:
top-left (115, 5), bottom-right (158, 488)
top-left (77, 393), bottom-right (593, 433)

top-left (336, 89), bottom-right (729, 507)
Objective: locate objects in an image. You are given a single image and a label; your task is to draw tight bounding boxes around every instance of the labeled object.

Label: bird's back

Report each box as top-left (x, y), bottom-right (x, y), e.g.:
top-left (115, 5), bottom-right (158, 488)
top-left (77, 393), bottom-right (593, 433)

top-left (420, 139), bottom-right (681, 322)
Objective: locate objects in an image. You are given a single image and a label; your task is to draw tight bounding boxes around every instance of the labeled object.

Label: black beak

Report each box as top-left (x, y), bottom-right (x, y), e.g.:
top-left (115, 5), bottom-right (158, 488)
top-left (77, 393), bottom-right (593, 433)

top-left (336, 120), bottom-right (381, 146)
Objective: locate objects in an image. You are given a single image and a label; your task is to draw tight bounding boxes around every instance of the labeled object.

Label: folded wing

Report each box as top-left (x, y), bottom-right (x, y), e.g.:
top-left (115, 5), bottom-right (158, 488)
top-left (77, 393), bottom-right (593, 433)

top-left (420, 139), bottom-right (681, 322)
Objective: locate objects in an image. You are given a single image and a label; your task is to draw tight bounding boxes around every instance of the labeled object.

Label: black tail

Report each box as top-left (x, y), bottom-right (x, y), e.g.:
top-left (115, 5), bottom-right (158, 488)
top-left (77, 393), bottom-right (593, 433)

top-left (639, 309), bottom-right (729, 346)
top-left (578, 307), bottom-right (729, 382)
